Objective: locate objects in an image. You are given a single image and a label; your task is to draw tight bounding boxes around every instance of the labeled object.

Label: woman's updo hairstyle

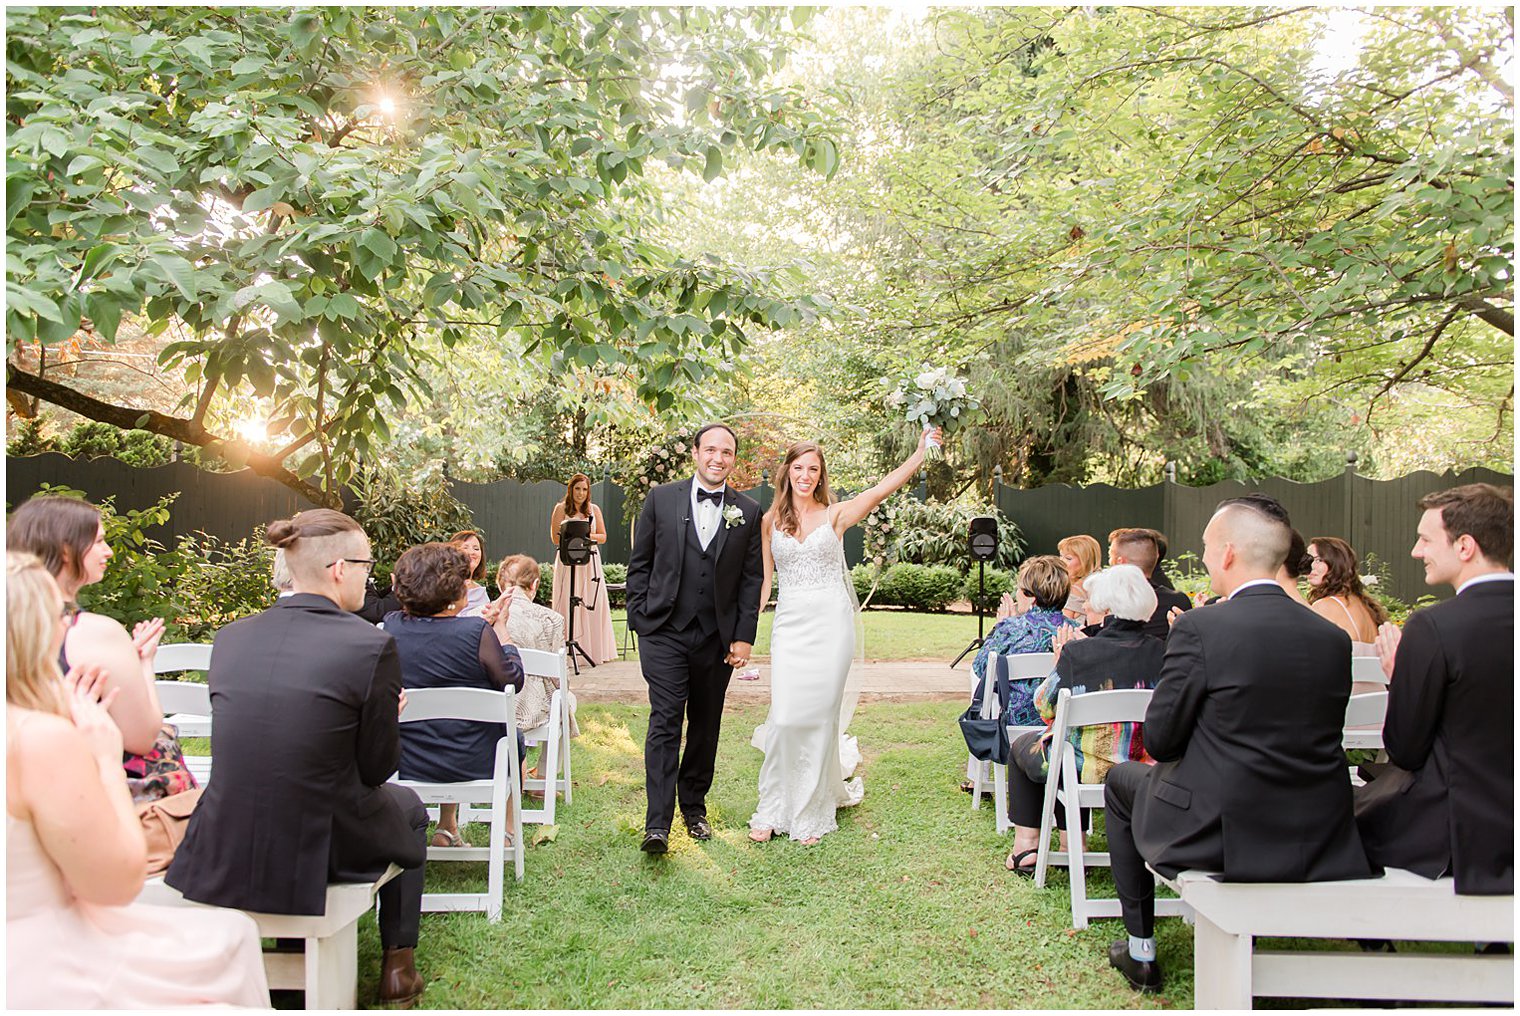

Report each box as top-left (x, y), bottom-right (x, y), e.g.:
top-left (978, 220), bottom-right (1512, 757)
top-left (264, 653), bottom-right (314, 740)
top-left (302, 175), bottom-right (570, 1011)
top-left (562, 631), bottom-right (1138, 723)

top-left (496, 554), bottom-right (541, 593)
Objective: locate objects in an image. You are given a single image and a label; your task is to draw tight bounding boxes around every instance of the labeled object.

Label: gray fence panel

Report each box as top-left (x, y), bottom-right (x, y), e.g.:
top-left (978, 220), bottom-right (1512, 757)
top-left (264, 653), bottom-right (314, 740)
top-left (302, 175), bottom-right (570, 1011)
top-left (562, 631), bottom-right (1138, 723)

top-left (6, 453), bottom-right (323, 545)
top-left (999, 482), bottom-right (1165, 558)
top-left (448, 477), bottom-right (570, 570)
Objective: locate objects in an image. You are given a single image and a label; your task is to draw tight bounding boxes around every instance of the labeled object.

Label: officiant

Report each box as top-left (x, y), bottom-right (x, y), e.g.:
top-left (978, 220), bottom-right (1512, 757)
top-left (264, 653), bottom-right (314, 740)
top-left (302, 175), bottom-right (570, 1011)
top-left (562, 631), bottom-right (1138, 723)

top-left (548, 473), bottom-right (617, 665)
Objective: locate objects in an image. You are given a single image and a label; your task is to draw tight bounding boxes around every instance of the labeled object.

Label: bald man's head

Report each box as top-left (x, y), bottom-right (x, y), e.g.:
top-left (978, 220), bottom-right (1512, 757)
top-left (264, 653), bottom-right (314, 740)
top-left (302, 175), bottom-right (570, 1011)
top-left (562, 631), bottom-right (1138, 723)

top-left (1201, 498), bottom-right (1293, 595)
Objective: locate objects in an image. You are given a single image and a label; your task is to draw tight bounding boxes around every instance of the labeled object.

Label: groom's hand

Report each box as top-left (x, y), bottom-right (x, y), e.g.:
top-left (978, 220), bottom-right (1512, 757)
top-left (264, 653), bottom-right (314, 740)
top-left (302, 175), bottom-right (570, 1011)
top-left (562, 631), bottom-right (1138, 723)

top-left (725, 641), bottom-right (753, 668)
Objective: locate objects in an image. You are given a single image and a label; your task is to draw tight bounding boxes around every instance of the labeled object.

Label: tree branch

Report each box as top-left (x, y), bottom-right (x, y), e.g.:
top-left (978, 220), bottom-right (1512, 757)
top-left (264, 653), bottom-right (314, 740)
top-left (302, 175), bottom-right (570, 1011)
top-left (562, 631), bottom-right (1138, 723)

top-left (5, 364), bottom-right (338, 507)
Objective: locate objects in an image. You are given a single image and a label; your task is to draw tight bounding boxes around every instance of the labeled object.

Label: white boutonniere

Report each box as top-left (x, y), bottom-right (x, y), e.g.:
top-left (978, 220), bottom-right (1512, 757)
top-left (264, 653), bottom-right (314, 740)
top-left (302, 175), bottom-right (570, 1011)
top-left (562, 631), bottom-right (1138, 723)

top-left (722, 504), bottom-right (745, 529)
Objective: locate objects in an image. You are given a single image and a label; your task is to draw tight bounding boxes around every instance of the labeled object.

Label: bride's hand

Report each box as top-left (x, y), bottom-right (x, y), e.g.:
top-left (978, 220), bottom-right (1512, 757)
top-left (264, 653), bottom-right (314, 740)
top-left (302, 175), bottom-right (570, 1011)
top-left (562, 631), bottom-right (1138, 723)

top-left (917, 426), bottom-right (943, 455)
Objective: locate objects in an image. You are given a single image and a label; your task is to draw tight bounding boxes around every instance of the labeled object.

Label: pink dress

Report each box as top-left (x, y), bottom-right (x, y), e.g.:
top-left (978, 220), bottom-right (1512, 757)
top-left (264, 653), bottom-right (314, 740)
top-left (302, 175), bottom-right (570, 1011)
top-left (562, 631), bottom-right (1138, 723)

top-left (551, 508), bottom-right (618, 664)
top-left (6, 811), bottom-right (269, 1008)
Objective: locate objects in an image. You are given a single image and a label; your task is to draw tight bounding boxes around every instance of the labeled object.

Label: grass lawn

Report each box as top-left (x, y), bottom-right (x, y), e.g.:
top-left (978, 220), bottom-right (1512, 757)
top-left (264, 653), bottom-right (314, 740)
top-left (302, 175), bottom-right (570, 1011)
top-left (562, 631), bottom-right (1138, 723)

top-left (353, 699), bottom-right (1195, 1009)
top-left (610, 608), bottom-right (988, 662)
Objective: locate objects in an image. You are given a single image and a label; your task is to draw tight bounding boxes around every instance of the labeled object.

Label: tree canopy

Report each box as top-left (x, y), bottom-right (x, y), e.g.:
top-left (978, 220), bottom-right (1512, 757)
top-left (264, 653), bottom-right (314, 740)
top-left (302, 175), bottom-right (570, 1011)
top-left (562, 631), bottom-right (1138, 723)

top-left (6, 6), bottom-right (838, 501)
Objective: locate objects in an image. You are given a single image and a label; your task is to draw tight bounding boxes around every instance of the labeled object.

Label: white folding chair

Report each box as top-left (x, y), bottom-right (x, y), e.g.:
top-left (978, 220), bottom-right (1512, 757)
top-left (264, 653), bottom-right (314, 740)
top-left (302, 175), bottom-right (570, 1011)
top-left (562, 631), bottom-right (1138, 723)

top-left (1033, 687), bottom-right (1188, 929)
top-left (1343, 690), bottom-right (1390, 787)
top-left (517, 648), bottom-right (571, 826)
top-left (393, 686), bottom-right (522, 921)
top-left (969, 652), bottom-right (1054, 833)
top-left (1351, 654), bottom-right (1389, 693)
top-left (153, 643), bottom-right (214, 784)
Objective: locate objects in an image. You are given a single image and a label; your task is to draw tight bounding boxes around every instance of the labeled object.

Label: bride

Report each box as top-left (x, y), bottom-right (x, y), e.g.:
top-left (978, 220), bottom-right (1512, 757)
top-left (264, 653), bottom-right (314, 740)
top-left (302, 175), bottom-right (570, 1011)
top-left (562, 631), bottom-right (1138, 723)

top-left (749, 427), bottom-right (941, 844)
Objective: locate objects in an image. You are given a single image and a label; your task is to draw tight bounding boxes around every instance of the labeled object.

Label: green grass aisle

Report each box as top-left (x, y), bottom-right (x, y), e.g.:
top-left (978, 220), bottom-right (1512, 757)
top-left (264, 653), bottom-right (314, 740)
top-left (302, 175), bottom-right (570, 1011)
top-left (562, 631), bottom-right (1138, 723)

top-left (355, 701), bottom-right (1191, 1009)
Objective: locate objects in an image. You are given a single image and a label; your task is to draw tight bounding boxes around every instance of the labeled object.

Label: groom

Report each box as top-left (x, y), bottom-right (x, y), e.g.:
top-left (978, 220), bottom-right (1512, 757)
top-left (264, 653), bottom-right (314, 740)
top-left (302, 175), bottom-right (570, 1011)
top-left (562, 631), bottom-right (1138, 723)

top-left (626, 422), bottom-right (765, 853)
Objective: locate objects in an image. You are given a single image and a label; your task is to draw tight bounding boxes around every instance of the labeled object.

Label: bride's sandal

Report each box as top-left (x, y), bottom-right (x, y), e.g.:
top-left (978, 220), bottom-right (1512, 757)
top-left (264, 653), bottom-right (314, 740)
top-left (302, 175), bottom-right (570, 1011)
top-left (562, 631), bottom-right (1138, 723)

top-left (748, 827), bottom-right (774, 843)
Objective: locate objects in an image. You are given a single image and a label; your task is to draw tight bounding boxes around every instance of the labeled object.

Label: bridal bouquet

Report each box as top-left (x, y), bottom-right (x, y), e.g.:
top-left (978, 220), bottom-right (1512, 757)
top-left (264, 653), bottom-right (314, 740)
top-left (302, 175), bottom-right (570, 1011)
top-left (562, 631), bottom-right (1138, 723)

top-left (883, 364), bottom-right (980, 460)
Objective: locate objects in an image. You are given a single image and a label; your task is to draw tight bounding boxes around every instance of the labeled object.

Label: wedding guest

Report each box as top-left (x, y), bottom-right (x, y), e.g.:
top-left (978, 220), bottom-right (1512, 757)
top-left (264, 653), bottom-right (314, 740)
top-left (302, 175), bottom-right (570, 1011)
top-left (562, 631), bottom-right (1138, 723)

top-left (492, 554), bottom-right (580, 742)
top-left (167, 509), bottom-right (431, 1005)
top-left (969, 555), bottom-right (1075, 723)
top-left (1306, 536), bottom-right (1386, 652)
top-left (7, 495), bottom-right (163, 754)
top-left (1102, 496), bottom-right (1370, 993)
top-left (1357, 483), bottom-right (1513, 895)
top-left (1057, 535), bottom-right (1102, 621)
top-left (548, 474), bottom-right (617, 664)
top-left (6, 552), bottom-right (268, 1008)
top-left (1275, 528), bottom-right (1312, 605)
top-left (272, 547), bottom-right (295, 595)
top-left (1107, 528), bottom-right (1190, 639)
top-left (1145, 529), bottom-right (1178, 590)
top-left (449, 530), bottom-right (492, 615)
top-left (386, 543), bottom-right (525, 848)
top-left (1003, 565), bottom-right (1163, 876)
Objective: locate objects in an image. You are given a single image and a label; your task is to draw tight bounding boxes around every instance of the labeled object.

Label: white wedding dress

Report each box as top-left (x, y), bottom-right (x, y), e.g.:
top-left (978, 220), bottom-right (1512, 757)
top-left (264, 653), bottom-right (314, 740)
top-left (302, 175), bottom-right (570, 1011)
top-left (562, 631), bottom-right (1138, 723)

top-left (749, 511), bottom-right (864, 841)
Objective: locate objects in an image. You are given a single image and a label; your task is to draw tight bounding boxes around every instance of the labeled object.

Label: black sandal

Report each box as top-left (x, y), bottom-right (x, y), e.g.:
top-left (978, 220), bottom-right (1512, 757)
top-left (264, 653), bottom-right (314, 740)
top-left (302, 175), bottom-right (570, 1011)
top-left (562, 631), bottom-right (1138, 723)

top-left (959, 779), bottom-right (976, 794)
top-left (1005, 848), bottom-right (1039, 878)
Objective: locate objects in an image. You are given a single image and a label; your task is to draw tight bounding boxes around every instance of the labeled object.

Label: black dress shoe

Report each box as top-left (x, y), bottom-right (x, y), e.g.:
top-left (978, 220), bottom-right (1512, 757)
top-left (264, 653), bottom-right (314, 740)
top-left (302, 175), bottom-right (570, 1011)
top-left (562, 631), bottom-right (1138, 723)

top-left (640, 830), bottom-right (669, 854)
top-left (1107, 940), bottom-right (1163, 993)
top-left (685, 816), bottom-right (713, 841)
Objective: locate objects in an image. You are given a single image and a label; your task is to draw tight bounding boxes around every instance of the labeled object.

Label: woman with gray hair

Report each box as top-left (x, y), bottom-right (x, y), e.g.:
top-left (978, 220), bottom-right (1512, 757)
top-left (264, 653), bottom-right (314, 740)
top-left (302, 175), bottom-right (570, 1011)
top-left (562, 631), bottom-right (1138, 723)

top-left (1001, 565), bottom-right (1166, 875)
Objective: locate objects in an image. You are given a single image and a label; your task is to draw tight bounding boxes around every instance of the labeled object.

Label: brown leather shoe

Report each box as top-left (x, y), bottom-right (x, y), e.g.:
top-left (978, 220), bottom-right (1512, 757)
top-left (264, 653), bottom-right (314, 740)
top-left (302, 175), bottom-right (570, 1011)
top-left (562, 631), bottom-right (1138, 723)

top-left (379, 947), bottom-right (424, 1007)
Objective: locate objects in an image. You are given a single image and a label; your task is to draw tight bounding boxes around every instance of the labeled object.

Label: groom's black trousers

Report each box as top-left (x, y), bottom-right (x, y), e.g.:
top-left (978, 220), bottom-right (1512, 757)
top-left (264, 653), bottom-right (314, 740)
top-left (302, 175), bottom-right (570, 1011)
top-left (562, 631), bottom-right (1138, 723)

top-left (640, 618), bottom-right (733, 833)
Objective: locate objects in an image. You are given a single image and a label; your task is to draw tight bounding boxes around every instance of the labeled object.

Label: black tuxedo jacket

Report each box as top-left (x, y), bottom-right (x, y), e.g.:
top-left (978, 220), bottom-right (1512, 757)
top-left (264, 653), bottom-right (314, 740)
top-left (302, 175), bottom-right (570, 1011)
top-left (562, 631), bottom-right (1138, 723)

top-left (1132, 583), bottom-right (1373, 882)
top-left (166, 594), bottom-right (424, 915)
top-left (625, 479), bottom-right (764, 646)
top-left (1357, 578), bottom-right (1513, 893)
top-left (1145, 577), bottom-right (1193, 640)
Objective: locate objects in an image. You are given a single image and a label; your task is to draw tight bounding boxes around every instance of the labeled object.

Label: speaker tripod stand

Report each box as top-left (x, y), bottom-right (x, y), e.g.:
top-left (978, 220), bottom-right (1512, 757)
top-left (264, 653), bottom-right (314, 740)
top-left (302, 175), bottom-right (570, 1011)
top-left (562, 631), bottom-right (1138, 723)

top-left (950, 557), bottom-right (989, 668)
top-left (562, 562), bottom-right (599, 676)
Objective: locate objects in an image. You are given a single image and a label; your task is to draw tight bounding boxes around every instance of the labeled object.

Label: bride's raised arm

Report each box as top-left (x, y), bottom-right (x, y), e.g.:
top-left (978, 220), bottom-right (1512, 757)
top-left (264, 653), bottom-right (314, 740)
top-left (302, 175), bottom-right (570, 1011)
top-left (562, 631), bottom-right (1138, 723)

top-left (833, 427), bottom-right (941, 534)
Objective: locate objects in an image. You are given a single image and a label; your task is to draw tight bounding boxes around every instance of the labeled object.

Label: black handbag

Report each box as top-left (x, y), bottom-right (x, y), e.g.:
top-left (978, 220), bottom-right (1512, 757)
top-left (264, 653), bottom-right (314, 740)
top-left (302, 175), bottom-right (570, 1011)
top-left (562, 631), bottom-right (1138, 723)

top-left (958, 654), bottom-right (1012, 765)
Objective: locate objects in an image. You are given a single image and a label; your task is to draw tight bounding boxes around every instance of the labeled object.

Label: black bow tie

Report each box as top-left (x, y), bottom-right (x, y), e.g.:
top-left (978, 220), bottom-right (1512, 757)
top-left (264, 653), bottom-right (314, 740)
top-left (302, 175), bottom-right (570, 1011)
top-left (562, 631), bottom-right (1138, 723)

top-left (697, 487), bottom-right (724, 505)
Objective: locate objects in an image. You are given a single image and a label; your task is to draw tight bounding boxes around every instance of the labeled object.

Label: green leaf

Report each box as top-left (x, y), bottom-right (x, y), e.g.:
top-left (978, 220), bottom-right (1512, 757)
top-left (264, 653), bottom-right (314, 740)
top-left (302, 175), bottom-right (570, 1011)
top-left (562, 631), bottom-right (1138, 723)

top-left (6, 179), bottom-right (36, 228)
top-left (360, 228), bottom-right (398, 262)
top-left (150, 253), bottom-right (199, 301)
top-left (78, 243), bottom-right (119, 283)
top-left (702, 146), bottom-right (723, 183)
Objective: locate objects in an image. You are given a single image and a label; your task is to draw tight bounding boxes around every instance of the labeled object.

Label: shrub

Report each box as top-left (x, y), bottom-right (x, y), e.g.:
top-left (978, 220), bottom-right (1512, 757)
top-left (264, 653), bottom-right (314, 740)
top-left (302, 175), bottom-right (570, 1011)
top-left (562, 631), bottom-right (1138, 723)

top-left (30, 485), bottom-right (192, 639)
top-left (351, 468), bottom-right (475, 586)
top-left (867, 563), bottom-right (963, 612)
top-left (57, 422), bottom-right (175, 467)
top-left (961, 566), bottom-right (1014, 613)
top-left (174, 531), bottom-right (279, 641)
top-left (885, 499), bottom-right (1024, 571)
top-left (603, 562), bottom-right (628, 608)
top-left (537, 563), bottom-right (553, 605)
top-left (6, 418), bottom-right (55, 456)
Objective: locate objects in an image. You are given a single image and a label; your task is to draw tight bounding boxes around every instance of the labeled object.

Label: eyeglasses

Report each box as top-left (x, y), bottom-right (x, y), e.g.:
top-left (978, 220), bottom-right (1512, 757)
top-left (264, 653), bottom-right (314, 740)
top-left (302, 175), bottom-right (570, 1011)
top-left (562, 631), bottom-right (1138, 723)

top-left (329, 557), bottom-right (376, 575)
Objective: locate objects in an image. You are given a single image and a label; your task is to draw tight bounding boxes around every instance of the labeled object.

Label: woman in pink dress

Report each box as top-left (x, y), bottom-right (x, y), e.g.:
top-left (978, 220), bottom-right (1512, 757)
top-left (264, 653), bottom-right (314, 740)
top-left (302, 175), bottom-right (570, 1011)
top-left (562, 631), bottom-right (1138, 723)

top-left (5, 552), bottom-right (268, 1009)
top-left (548, 473), bottom-right (617, 665)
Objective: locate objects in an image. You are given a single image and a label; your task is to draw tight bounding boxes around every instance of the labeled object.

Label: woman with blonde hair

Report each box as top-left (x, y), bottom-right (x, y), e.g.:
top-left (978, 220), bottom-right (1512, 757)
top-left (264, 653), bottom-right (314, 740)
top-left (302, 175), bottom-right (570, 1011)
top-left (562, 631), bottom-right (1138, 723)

top-left (548, 473), bottom-right (617, 664)
top-left (1057, 535), bottom-right (1103, 620)
top-left (492, 554), bottom-right (580, 743)
top-left (5, 553), bottom-right (269, 1007)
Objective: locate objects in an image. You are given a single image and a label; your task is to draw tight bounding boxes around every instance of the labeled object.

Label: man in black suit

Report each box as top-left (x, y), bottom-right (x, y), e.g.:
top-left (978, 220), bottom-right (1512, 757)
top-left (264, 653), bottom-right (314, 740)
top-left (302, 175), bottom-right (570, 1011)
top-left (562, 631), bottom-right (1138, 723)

top-left (1102, 496), bottom-right (1373, 992)
top-left (1108, 528), bottom-right (1191, 638)
top-left (1358, 483), bottom-right (1513, 894)
top-left (167, 509), bottom-right (429, 1005)
top-left (626, 423), bottom-right (764, 853)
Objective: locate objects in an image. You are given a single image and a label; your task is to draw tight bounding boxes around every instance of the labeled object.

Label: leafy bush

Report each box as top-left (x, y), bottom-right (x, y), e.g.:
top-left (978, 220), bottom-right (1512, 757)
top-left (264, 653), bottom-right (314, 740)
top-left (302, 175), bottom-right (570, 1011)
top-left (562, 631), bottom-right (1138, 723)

top-left (351, 469), bottom-right (475, 585)
top-left (174, 531), bottom-right (279, 641)
top-left (31, 485), bottom-right (192, 638)
top-left (57, 422), bottom-right (175, 467)
top-left (1359, 553), bottom-right (1438, 626)
top-left (603, 562), bottom-right (628, 608)
top-left (6, 418), bottom-right (55, 456)
top-left (864, 495), bottom-right (1024, 575)
top-left (857, 563), bottom-right (963, 611)
top-left (961, 566), bottom-right (1014, 613)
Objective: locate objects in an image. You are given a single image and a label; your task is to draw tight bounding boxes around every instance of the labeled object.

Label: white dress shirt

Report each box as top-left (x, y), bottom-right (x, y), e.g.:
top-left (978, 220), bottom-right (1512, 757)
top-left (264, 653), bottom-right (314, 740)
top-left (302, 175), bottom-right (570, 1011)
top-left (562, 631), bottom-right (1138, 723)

top-left (1227, 577), bottom-right (1282, 599)
top-left (1457, 571), bottom-right (1515, 595)
top-left (689, 476), bottom-right (726, 552)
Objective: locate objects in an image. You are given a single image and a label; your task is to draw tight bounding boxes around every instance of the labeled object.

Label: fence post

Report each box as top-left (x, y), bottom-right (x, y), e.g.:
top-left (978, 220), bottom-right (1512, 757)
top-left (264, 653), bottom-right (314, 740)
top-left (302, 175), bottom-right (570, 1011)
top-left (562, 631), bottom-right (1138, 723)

top-left (1343, 450), bottom-right (1358, 551)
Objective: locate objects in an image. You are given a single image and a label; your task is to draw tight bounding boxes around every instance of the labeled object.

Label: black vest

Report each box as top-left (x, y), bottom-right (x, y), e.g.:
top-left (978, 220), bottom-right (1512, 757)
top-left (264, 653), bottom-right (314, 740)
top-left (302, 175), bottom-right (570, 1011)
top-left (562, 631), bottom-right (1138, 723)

top-left (668, 518), bottom-right (721, 636)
